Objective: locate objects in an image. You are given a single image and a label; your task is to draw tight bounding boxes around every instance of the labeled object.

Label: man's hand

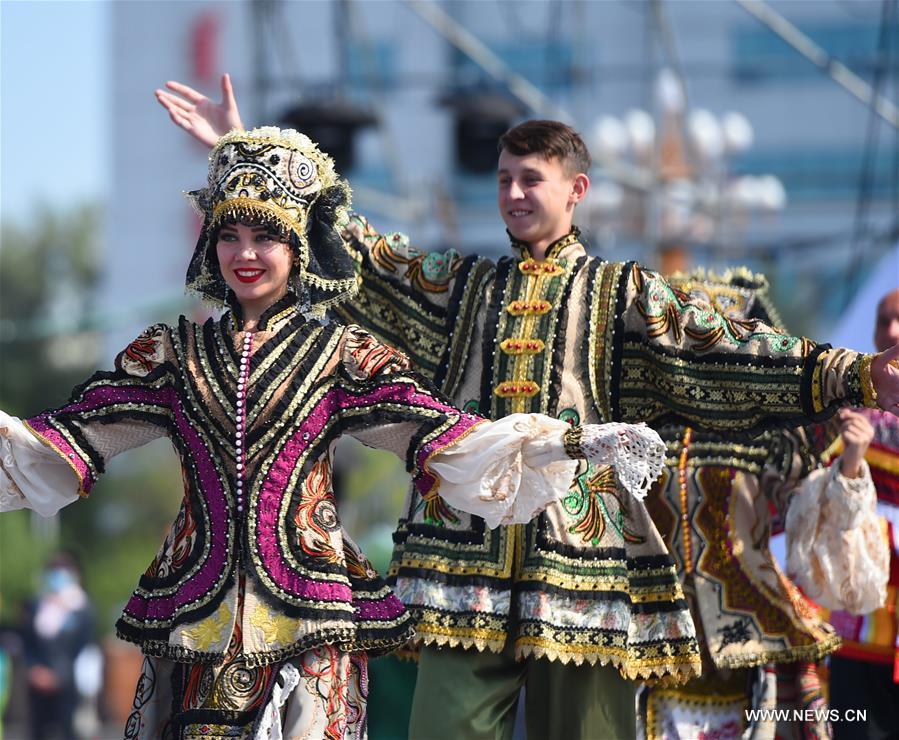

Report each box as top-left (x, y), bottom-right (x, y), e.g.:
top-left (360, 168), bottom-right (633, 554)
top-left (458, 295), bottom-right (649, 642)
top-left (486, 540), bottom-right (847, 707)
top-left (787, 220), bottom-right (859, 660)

top-left (155, 73), bottom-right (244, 148)
top-left (838, 408), bottom-right (874, 478)
top-left (871, 342), bottom-right (899, 415)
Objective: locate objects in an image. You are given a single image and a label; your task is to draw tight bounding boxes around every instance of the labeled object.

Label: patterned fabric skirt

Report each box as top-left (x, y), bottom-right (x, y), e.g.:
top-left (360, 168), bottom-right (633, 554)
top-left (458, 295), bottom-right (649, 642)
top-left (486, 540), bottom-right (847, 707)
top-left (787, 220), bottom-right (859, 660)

top-left (123, 645), bottom-right (368, 739)
top-left (637, 660), bottom-right (830, 740)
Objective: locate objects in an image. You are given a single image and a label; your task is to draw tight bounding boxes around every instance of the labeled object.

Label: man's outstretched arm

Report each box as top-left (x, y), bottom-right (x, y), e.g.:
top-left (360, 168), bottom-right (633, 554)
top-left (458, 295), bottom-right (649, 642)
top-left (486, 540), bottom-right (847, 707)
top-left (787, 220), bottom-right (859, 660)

top-left (600, 262), bottom-right (899, 431)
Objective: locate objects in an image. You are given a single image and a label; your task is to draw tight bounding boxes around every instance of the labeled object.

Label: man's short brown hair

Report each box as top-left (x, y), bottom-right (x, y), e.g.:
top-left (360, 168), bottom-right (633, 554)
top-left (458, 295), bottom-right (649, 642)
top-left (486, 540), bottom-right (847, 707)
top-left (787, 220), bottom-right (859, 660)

top-left (498, 120), bottom-right (592, 176)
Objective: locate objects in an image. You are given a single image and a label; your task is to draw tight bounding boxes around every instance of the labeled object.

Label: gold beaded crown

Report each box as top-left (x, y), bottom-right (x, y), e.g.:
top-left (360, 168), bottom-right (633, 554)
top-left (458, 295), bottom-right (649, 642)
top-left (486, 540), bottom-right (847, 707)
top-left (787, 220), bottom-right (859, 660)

top-left (185, 126), bottom-right (358, 315)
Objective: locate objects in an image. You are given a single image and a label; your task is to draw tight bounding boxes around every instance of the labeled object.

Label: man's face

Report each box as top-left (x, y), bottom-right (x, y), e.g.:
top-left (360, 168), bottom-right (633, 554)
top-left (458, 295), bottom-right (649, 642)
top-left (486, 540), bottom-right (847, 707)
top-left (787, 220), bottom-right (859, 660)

top-left (497, 150), bottom-right (583, 249)
top-left (874, 289), bottom-right (899, 352)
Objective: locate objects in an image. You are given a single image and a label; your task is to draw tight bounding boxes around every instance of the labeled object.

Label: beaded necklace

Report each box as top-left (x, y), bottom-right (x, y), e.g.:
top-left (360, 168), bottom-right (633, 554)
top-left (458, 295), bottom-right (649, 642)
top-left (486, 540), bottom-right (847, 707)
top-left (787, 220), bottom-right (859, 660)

top-left (235, 331), bottom-right (254, 514)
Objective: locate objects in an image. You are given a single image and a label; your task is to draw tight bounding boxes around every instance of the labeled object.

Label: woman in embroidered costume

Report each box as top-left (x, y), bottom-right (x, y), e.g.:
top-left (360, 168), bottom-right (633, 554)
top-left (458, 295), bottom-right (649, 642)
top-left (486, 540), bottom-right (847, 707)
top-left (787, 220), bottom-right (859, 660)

top-left (0, 127), bottom-right (669, 739)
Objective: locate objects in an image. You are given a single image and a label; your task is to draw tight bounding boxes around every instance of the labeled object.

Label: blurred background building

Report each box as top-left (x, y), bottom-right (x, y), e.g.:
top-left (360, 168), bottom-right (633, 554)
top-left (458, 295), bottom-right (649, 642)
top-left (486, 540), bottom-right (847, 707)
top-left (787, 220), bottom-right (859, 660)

top-left (100, 0), bottom-right (898, 345)
top-left (1, 0), bottom-right (897, 735)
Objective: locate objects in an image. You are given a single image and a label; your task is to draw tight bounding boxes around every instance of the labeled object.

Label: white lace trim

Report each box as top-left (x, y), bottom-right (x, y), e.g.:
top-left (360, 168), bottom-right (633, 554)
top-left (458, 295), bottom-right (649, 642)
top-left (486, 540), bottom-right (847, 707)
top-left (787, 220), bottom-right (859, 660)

top-left (579, 422), bottom-right (667, 501)
top-left (253, 662), bottom-right (301, 740)
top-left (786, 459), bottom-right (887, 614)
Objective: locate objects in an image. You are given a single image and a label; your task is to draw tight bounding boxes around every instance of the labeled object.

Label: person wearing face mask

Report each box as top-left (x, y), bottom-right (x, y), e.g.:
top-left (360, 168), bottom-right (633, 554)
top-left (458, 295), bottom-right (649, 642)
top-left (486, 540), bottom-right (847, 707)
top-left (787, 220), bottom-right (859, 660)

top-left (22, 551), bottom-right (93, 740)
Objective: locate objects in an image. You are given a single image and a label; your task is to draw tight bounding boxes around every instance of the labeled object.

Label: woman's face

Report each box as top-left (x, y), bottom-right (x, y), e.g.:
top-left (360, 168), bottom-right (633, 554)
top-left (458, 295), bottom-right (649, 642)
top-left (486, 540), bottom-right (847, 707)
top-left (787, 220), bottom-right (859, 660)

top-left (216, 223), bottom-right (293, 311)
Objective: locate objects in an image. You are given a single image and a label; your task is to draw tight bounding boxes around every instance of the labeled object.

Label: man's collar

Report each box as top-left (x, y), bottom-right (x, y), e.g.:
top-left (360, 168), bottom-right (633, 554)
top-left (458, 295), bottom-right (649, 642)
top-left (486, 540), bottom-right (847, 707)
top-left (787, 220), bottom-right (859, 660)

top-left (508, 226), bottom-right (584, 261)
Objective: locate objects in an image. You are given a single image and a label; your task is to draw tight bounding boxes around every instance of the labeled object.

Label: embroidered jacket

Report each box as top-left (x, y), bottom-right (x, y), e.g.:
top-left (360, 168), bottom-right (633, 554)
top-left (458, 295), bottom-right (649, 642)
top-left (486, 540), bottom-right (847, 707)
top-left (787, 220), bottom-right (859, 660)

top-left (335, 216), bottom-right (873, 681)
top-left (645, 269), bottom-right (884, 672)
top-left (19, 297), bottom-right (485, 667)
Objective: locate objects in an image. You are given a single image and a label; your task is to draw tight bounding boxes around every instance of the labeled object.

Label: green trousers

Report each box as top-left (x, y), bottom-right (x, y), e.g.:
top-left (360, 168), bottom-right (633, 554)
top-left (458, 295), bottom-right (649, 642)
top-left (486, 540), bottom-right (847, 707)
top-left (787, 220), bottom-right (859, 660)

top-left (408, 642), bottom-right (636, 740)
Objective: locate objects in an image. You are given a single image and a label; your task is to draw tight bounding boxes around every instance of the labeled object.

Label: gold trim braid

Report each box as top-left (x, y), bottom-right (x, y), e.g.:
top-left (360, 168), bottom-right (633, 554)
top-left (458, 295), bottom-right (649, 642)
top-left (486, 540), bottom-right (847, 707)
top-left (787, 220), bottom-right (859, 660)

top-left (859, 353), bottom-right (878, 408)
top-left (563, 425), bottom-right (584, 460)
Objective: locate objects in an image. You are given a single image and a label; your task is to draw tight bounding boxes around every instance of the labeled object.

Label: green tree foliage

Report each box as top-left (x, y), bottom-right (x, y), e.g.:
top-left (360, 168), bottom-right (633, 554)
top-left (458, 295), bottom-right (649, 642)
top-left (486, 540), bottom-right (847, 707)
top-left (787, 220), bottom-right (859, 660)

top-left (0, 206), bottom-right (182, 631)
top-left (1, 205), bottom-right (101, 415)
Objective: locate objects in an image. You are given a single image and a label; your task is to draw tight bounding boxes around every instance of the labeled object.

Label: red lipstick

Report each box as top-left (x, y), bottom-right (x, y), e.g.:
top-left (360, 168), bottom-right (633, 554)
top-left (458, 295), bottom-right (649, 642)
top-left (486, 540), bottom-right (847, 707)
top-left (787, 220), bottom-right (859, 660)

top-left (235, 269), bottom-right (265, 284)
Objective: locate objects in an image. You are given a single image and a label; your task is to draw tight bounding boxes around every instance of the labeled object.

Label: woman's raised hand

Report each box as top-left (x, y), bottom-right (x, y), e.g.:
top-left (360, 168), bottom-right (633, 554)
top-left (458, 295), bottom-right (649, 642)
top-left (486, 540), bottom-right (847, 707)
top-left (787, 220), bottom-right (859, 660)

top-left (155, 73), bottom-right (244, 148)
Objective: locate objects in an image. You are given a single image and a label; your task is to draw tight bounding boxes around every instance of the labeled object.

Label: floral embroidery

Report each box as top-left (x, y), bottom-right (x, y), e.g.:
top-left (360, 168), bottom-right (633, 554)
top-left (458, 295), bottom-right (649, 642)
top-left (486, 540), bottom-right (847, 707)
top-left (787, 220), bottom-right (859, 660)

top-left (344, 540), bottom-right (378, 580)
top-left (118, 324), bottom-right (167, 376)
top-left (634, 267), bottom-right (799, 353)
top-left (344, 327), bottom-right (410, 379)
top-left (371, 230), bottom-right (460, 294)
top-left (417, 487), bottom-right (461, 527)
top-left (182, 601), bottom-right (232, 652)
top-left (250, 602), bottom-right (298, 648)
top-left (298, 646), bottom-right (368, 740)
top-left (564, 466), bottom-right (646, 546)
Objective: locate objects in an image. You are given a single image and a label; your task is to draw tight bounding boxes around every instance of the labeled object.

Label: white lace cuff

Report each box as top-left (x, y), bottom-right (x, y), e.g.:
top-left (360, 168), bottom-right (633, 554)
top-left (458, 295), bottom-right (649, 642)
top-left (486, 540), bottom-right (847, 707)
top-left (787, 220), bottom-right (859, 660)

top-left (0, 411), bottom-right (80, 517)
top-left (577, 422), bottom-right (666, 501)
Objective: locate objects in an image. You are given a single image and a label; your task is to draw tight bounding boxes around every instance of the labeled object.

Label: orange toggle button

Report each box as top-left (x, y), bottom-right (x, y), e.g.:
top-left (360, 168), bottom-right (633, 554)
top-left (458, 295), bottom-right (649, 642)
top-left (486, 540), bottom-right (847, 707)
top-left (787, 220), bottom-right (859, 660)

top-left (494, 380), bottom-right (540, 398)
top-left (500, 338), bottom-right (545, 355)
top-left (518, 259), bottom-right (566, 276)
top-left (507, 300), bottom-right (552, 316)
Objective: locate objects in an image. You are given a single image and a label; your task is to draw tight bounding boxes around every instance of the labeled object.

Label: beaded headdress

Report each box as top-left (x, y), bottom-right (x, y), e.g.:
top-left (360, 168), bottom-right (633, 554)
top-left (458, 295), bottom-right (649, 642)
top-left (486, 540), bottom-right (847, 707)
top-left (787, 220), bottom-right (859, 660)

top-left (185, 126), bottom-right (358, 316)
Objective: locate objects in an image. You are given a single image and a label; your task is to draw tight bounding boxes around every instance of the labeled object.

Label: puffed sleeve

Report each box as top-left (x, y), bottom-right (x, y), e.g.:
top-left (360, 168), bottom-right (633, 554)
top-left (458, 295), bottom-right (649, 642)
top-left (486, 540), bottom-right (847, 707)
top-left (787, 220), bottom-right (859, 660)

top-left (1, 324), bottom-right (177, 512)
top-left (429, 416), bottom-right (665, 528)
top-left (0, 412), bottom-right (81, 516)
top-left (785, 460), bottom-right (888, 614)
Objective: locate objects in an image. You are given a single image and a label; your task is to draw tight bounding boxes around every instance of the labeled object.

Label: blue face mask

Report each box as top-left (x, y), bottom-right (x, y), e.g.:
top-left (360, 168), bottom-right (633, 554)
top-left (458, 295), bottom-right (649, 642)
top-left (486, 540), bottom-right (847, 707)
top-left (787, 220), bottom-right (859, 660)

top-left (43, 567), bottom-right (76, 594)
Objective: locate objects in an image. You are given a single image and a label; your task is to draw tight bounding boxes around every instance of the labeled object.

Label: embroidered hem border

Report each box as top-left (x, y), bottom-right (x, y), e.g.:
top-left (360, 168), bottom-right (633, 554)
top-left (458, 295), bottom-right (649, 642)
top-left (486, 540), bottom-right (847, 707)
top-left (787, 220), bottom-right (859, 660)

top-left (712, 632), bottom-right (842, 670)
top-left (515, 640), bottom-right (700, 684)
top-left (406, 608), bottom-right (701, 682)
top-left (117, 622), bottom-right (415, 668)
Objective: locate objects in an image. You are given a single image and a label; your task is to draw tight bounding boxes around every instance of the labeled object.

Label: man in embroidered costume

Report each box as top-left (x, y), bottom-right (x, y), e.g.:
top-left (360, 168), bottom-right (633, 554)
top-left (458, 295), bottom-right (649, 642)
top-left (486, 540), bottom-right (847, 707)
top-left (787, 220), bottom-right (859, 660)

top-left (157, 78), bottom-right (899, 740)
top-left (640, 269), bottom-right (885, 740)
top-left (0, 126), bottom-right (668, 739)
top-left (816, 288), bottom-right (899, 740)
